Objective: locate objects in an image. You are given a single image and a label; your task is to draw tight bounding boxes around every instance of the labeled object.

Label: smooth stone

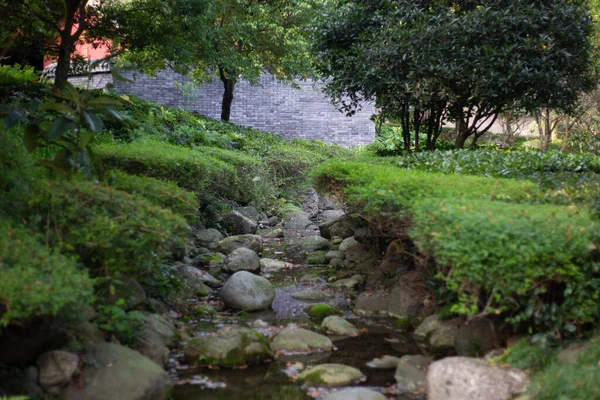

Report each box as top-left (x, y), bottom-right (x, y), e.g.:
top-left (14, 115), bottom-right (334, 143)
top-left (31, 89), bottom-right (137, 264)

top-left (176, 265), bottom-right (213, 296)
top-left (354, 292), bottom-right (390, 316)
top-left (195, 228), bottom-right (225, 247)
top-left (140, 312), bottom-right (176, 348)
top-left (222, 211), bottom-right (258, 235)
top-left (132, 329), bottom-right (170, 367)
top-left (216, 234), bottom-right (263, 254)
top-left (291, 289), bottom-right (334, 301)
top-left (427, 357), bottom-right (529, 400)
top-left (297, 363), bottom-right (365, 387)
top-left (331, 274), bottom-right (364, 289)
top-left (414, 314), bottom-right (461, 355)
top-left (260, 258), bottom-right (291, 272)
top-left (69, 321), bottom-right (106, 347)
top-left (37, 351), bottom-right (79, 392)
top-left (220, 271), bottom-right (275, 310)
top-left (321, 316), bottom-right (359, 337)
top-left (177, 264), bottom-right (222, 288)
top-left (183, 326), bottom-right (271, 367)
top-left (366, 355), bottom-right (402, 369)
top-left (223, 247), bottom-right (261, 273)
top-left (329, 258), bottom-right (346, 270)
top-left (263, 228), bottom-right (284, 238)
top-left (283, 212), bottom-right (313, 232)
top-left (61, 343), bottom-right (172, 400)
top-left (270, 327), bottom-right (333, 354)
top-left (325, 250), bottom-right (345, 262)
top-left (387, 282), bottom-right (423, 318)
top-left (339, 237), bottom-right (371, 264)
top-left (455, 318), bottom-right (502, 357)
top-left (301, 236), bottom-right (331, 251)
top-left (322, 388), bottom-right (387, 400)
top-left (394, 355), bottom-right (432, 393)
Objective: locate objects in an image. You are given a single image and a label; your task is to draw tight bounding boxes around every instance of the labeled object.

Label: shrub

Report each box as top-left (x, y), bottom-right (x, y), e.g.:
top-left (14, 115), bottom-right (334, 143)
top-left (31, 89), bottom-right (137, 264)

top-left (0, 64), bottom-right (44, 102)
top-left (29, 179), bottom-right (188, 278)
top-left (103, 170), bottom-right (199, 222)
top-left (94, 138), bottom-right (237, 200)
top-left (313, 161), bottom-right (600, 336)
top-left (0, 221), bottom-right (93, 327)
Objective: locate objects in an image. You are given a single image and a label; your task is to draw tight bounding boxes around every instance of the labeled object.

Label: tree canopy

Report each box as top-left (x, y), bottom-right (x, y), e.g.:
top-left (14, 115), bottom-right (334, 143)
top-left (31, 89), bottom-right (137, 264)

top-left (314, 0), bottom-right (598, 149)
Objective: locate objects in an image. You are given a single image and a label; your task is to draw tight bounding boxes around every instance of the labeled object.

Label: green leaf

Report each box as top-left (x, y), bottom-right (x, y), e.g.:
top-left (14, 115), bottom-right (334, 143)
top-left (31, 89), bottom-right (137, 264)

top-left (36, 159), bottom-right (70, 172)
top-left (82, 111), bottom-right (104, 133)
top-left (47, 116), bottom-right (75, 141)
top-left (23, 124), bottom-right (40, 152)
top-left (2, 109), bottom-right (26, 130)
top-left (87, 96), bottom-right (122, 107)
top-left (79, 130), bottom-right (94, 148)
top-left (39, 102), bottom-right (75, 115)
top-left (98, 107), bottom-right (123, 122)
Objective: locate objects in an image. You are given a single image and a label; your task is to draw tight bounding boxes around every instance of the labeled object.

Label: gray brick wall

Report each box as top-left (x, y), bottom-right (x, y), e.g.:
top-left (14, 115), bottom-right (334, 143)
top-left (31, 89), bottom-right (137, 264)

top-left (112, 69), bottom-right (375, 147)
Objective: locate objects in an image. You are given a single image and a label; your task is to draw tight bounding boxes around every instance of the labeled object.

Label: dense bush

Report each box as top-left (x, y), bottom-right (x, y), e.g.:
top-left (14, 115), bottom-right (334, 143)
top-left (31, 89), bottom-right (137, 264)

top-left (29, 179), bottom-right (188, 278)
top-left (0, 221), bottom-right (93, 327)
top-left (313, 161), bottom-right (600, 336)
top-left (103, 170), bottom-right (199, 222)
top-left (94, 138), bottom-right (238, 200)
top-left (0, 65), bottom-right (44, 102)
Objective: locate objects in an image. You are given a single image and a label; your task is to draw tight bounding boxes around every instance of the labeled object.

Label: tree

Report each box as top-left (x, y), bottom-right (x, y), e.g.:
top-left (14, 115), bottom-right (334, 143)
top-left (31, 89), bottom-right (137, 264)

top-left (314, 0), bottom-right (597, 150)
top-left (184, 0), bottom-right (316, 121)
top-left (0, 0), bottom-right (208, 87)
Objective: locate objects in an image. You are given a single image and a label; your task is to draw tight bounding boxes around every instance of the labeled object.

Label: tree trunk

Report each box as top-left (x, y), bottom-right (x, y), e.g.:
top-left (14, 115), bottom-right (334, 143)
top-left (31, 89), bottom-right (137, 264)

top-left (455, 118), bottom-right (469, 148)
top-left (561, 115), bottom-right (571, 152)
top-left (219, 67), bottom-right (235, 122)
top-left (54, 39), bottom-right (73, 87)
top-left (535, 109), bottom-right (552, 152)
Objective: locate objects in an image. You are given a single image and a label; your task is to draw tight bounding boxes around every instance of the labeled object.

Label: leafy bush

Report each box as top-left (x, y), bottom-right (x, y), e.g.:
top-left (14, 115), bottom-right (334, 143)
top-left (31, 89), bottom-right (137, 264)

top-left (29, 179), bottom-right (188, 278)
top-left (103, 170), bottom-right (199, 222)
top-left (94, 138), bottom-right (238, 200)
top-left (96, 301), bottom-right (145, 345)
top-left (0, 64), bottom-right (44, 102)
top-left (526, 336), bottom-right (600, 399)
top-left (313, 161), bottom-right (600, 336)
top-left (0, 221), bottom-right (93, 327)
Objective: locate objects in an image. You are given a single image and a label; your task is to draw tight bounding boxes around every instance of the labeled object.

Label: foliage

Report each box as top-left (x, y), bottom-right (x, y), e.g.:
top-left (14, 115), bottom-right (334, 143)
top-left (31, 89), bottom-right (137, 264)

top-left (499, 338), bottom-right (556, 372)
top-left (103, 170), bottom-right (199, 222)
top-left (313, 161), bottom-right (600, 337)
top-left (3, 81), bottom-right (122, 176)
top-left (94, 138), bottom-right (241, 201)
top-left (314, 0), bottom-right (597, 149)
top-left (391, 149), bottom-right (600, 208)
top-left (28, 179), bottom-right (188, 278)
top-left (0, 64), bottom-right (43, 102)
top-left (96, 300), bottom-right (145, 345)
top-left (524, 336), bottom-right (600, 399)
top-left (0, 221), bottom-right (93, 327)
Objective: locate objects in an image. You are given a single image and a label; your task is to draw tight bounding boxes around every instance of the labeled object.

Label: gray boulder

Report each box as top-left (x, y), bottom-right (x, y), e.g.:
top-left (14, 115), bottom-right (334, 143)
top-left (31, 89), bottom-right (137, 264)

top-left (140, 313), bottom-right (176, 348)
top-left (61, 343), bottom-right (172, 400)
top-left (283, 212), bottom-right (313, 231)
top-left (394, 355), bottom-right (432, 393)
top-left (37, 350), bottom-right (79, 394)
top-left (331, 274), bottom-right (364, 289)
top-left (297, 364), bottom-right (365, 387)
top-left (222, 211), bottom-right (258, 234)
top-left (220, 271), bottom-right (275, 310)
top-left (263, 228), bottom-right (284, 238)
top-left (387, 282), bottom-right (423, 318)
top-left (176, 265), bottom-right (214, 295)
top-left (329, 258), bottom-right (346, 270)
top-left (195, 228), bottom-right (225, 247)
top-left (183, 326), bottom-right (271, 367)
top-left (301, 236), bottom-right (331, 251)
top-left (427, 357), bottom-right (529, 400)
top-left (339, 237), bottom-right (372, 265)
top-left (270, 327), bottom-right (333, 354)
top-left (354, 292), bottom-right (390, 316)
top-left (223, 247), bottom-right (261, 273)
top-left (322, 388), bottom-right (387, 400)
top-left (216, 234), bottom-right (263, 254)
top-left (455, 318), bottom-right (502, 357)
top-left (414, 314), bottom-right (461, 355)
top-left (321, 316), bottom-right (359, 337)
top-left (132, 329), bottom-right (170, 367)
top-left (366, 355), bottom-right (402, 369)
top-left (260, 258), bottom-right (291, 272)
top-left (325, 250), bottom-right (345, 262)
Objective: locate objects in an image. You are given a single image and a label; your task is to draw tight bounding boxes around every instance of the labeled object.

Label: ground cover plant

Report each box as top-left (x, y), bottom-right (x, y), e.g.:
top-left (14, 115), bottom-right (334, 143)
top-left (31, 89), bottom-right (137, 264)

top-left (313, 160), bottom-right (600, 338)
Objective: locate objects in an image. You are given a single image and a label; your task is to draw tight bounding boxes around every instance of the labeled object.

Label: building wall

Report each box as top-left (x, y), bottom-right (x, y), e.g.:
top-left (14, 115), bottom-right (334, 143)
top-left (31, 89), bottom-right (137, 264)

top-left (112, 69), bottom-right (376, 147)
